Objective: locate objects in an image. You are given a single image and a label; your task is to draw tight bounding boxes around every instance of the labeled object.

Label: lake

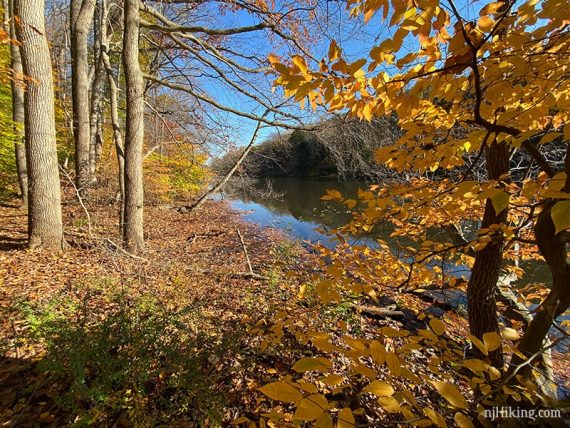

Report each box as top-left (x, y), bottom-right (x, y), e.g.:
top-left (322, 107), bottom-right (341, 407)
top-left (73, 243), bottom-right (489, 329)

top-left (220, 177), bottom-right (549, 282)
top-left (220, 177), bottom-right (367, 245)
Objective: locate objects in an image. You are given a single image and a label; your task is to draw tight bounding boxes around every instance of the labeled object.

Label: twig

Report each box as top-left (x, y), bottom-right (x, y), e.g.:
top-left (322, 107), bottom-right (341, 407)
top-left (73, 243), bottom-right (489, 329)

top-left (103, 238), bottom-right (148, 262)
top-left (59, 165), bottom-right (93, 238)
top-left (236, 228), bottom-right (254, 275)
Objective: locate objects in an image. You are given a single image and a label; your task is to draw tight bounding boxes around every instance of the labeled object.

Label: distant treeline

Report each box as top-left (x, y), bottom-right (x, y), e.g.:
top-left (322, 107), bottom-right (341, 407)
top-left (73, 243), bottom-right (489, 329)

top-left (212, 116), bottom-right (567, 183)
top-left (212, 117), bottom-right (402, 181)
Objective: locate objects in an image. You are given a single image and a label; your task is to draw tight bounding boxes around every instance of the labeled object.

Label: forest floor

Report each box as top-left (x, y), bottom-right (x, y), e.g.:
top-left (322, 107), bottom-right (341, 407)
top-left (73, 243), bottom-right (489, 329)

top-left (0, 193), bottom-right (568, 426)
top-left (0, 194), bottom-right (307, 426)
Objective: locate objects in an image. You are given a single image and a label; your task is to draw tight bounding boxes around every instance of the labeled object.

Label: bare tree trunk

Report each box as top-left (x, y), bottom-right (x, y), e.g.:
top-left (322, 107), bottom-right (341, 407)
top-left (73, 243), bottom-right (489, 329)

top-left (100, 0), bottom-right (125, 230)
top-left (8, 0), bottom-right (27, 208)
top-left (70, 0), bottom-right (95, 190)
top-left (89, 0), bottom-right (105, 179)
top-left (467, 141), bottom-right (510, 367)
top-left (14, 0), bottom-right (64, 250)
top-left (122, 0), bottom-right (144, 253)
top-left (179, 115), bottom-right (265, 213)
top-left (1, 0), bottom-right (7, 32)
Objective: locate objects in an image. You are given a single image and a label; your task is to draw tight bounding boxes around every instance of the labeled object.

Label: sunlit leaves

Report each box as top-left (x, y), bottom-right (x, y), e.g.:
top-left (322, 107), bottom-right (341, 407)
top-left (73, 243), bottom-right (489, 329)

top-left (332, 408), bottom-right (353, 428)
top-left (293, 394), bottom-right (328, 421)
top-left (258, 382), bottom-right (303, 403)
top-left (363, 380), bottom-right (395, 397)
top-left (431, 381), bottom-right (468, 409)
top-left (292, 357), bottom-right (332, 373)
top-left (259, 0), bottom-right (570, 424)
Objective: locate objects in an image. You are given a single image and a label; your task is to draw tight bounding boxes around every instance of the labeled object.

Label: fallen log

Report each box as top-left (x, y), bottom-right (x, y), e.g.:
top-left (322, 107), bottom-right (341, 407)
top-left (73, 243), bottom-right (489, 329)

top-left (191, 268), bottom-right (269, 281)
top-left (351, 304), bottom-right (405, 319)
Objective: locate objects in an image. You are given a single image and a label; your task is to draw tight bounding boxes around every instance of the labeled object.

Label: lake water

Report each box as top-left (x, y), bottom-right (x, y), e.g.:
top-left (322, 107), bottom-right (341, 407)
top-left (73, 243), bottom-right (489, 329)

top-left (220, 178), bottom-right (367, 245)
top-left (220, 177), bottom-right (549, 283)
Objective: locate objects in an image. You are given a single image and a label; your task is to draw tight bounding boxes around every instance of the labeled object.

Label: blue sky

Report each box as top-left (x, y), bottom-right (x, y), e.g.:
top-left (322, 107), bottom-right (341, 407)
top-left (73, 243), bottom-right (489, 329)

top-left (155, 0), bottom-right (494, 154)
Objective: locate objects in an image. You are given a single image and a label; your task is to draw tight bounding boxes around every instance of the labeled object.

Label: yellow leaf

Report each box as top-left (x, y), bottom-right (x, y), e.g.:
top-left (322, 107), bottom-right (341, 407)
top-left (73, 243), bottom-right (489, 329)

top-left (425, 408), bottom-right (448, 427)
top-left (386, 352), bottom-right (402, 376)
top-left (429, 318), bottom-right (446, 336)
top-left (328, 40), bottom-right (341, 62)
top-left (369, 340), bottom-right (386, 365)
top-left (363, 380), bottom-right (395, 397)
top-left (480, 2), bottom-right (504, 16)
top-left (501, 327), bottom-right (521, 341)
top-left (348, 58), bottom-right (367, 75)
top-left (258, 382), bottom-right (303, 403)
top-left (431, 381), bottom-right (468, 409)
top-left (477, 15), bottom-right (494, 32)
top-left (323, 189), bottom-right (342, 200)
top-left (364, 8), bottom-right (376, 23)
top-left (482, 332), bottom-right (501, 352)
top-left (294, 394), bottom-right (328, 421)
top-left (322, 374), bottom-right (344, 386)
top-left (462, 359), bottom-right (489, 374)
top-left (539, 132), bottom-right (562, 145)
top-left (454, 412), bottom-right (475, 428)
top-left (337, 408), bottom-right (354, 428)
top-left (315, 412), bottom-right (333, 428)
top-left (345, 199), bottom-right (357, 209)
top-left (551, 201), bottom-right (570, 234)
top-left (490, 190), bottom-right (509, 214)
top-left (467, 334), bottom-right (488, 356)
top-left (377, 396), bottom-right (401, 413)
top-left (292, 55), bottom-right (308, 74)
top-left (293, 357), bottom-right (332, 373)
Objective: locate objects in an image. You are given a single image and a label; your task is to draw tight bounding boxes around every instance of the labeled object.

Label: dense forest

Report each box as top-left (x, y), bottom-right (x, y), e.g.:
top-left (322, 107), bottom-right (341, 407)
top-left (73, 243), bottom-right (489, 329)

top-left (0, 0), bottom-right (569, 427)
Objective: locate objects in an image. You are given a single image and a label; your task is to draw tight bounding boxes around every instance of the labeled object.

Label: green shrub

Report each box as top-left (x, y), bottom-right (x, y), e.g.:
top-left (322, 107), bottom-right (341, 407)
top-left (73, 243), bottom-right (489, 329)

top-left (20, 282), bottom-right (231, 426)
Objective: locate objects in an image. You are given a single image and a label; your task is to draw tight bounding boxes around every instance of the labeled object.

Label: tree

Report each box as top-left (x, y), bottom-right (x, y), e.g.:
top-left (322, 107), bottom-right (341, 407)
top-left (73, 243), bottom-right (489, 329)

top-left (70, 0), bottom-right (95, 190)
top-left (100, 0), bottom-right (125, 226)
top-left (88, 0), bottom-right (106, 179)
top-left (14, 0), bottom-right (64, 250)
top-left (7, 0), bottom-right (27, 207)
top-left (122, 0), bottom-right (144, 254)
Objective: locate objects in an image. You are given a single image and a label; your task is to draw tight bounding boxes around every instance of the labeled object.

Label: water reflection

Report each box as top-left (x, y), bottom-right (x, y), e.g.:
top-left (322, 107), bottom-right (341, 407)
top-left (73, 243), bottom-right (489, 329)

top-left (221, 177), bottom-right (549, 283)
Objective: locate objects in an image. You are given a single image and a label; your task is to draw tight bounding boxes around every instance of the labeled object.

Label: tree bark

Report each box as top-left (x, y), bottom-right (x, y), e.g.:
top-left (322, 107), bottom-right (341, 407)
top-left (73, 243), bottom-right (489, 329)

top-left (467, 141), bottom-right (510, 367)
top-left (14, 0), bottom-right (64, 250)
top-left (8, 0), bottom-right (27, 208)
top-left (70, 0), bottom-right (95, 190)
top-left (122, 0), bottom-right (144, 253)
top-left (88, 0), bottom-right (105, 179)
top-left (101, 0), bottom-right (125, 231)
top-left (512, 143), bottom-right (570, 379)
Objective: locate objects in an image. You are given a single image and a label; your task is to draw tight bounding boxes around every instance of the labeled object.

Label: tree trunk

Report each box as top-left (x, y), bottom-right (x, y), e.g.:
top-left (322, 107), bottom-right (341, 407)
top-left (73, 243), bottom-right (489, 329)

top-left (512, 143), bottom-right (570, 380)
top-left (70, 0), bottom-right (95, 190)
top-left (8, 0), bottom-right (27, 208)
top-left (467, 141), bottom-right (510, 367)
top-left (122, 0), bottom-right (144, 254)
top-left (101, 0), bottom-right (125, 231)
top-left (14, 0), bottom-right (64, 250)
top-left (89, 0), bottom-right (105, 179)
